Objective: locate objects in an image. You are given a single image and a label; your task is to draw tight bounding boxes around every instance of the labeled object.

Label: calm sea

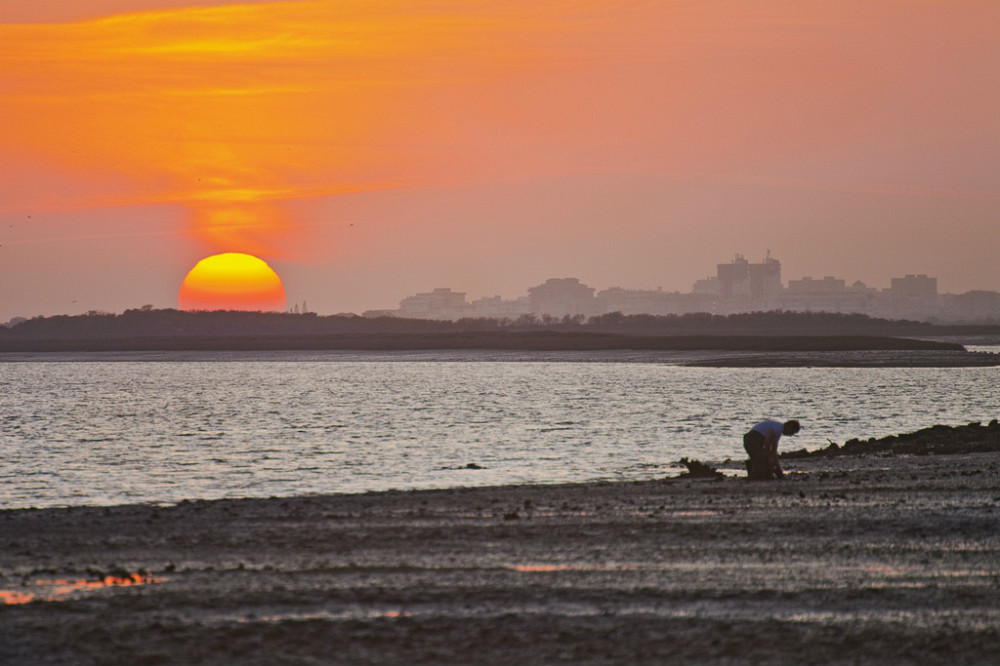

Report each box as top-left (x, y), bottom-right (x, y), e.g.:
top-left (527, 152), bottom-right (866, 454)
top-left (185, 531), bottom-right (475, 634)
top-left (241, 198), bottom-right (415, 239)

top-left (2, 350), bottom-right (998, 508)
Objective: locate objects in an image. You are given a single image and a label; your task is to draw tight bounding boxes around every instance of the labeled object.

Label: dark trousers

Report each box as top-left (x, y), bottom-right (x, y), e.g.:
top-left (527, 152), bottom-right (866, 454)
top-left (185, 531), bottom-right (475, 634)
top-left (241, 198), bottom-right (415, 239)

top-left (744, 430), bottom-right (773, 480)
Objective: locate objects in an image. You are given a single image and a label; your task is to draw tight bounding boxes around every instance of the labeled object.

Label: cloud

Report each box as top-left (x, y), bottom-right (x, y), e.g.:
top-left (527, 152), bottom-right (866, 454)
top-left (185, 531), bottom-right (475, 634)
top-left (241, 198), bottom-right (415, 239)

top-left (2, 0), bottom-right (998, 261)
top-left (1, 1), bottom-right (589, 255)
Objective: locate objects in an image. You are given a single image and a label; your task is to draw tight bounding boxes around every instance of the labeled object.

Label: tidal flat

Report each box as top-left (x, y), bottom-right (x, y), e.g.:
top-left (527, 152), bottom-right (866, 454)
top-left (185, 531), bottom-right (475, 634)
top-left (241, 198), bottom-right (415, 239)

top-left (2, 449), bottom-right (999, 665)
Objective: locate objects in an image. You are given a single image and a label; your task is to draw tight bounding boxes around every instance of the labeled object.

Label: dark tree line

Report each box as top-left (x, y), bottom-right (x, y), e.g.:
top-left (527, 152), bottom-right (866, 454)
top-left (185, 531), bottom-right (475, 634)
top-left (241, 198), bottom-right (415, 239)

top-left (2, 307), bottom-right (997, 341)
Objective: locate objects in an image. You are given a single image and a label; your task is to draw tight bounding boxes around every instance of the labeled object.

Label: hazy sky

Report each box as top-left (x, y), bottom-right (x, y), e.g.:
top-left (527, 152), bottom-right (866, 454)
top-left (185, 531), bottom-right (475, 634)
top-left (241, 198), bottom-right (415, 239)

top-left (2, 0), bottom-right (998, 320)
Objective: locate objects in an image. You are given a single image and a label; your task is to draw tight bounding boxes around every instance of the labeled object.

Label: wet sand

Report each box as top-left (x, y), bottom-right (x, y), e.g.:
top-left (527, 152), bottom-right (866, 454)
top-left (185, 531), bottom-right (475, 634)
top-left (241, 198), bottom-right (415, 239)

top-left (2, 452), bottom-right (999, 665)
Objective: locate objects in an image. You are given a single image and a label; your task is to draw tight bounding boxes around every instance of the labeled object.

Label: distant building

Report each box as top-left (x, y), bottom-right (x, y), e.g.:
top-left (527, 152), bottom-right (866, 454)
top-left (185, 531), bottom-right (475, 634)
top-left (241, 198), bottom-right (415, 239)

top-left (364, 254), bottom-right (998, 324)
top-left (595, 287), bottom-right (715, 316)
top-left (396, 288), bottom-right (472, 319)
top-left (691, 276), bottom-right (720, 295)
top-left (939, 290), bottom-right (1000, 323)
top-left (527, 278), bottom-right (597, 317)
top-left (469, 295), bottom-right (531, 319)
top-left (716, 255), bottom-right (750, 298)
top-left (889, 274), bottom-right (938, 298)
top-left (873, 274), bottom-right (940, 320)
top-left (779, 276), bottom-right (875, 314)
top-left (716, 253), bottom-right (782, 311)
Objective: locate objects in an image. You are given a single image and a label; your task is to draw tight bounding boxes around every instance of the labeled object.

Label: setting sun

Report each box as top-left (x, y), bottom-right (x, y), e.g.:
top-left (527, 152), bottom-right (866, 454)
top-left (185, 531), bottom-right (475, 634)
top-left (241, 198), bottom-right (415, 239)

top-left (178, 252), bottom-right (286, 312)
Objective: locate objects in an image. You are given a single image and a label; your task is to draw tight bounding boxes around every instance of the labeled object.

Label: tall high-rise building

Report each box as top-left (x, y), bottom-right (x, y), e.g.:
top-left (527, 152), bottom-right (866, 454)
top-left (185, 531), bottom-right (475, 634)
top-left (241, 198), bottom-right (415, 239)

top-left (716, 252), bottom-right (782, 309)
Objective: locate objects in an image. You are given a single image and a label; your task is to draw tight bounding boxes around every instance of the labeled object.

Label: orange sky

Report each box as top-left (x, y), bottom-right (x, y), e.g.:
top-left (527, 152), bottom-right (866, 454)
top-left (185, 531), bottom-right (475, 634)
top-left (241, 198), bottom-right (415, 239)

top-left (1, 0), bottom-right (998, 319)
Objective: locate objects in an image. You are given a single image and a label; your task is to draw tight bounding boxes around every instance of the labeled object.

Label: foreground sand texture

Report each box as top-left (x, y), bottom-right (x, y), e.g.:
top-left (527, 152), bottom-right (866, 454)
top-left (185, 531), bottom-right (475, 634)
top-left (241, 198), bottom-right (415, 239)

top-left (2, 453), bottom-right (999, 665)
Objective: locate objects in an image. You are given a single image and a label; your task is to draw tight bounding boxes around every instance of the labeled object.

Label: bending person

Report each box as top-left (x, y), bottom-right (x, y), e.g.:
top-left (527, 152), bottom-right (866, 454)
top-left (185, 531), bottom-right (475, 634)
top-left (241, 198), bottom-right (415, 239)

top-left (744, 419), bottom-right (800, 480)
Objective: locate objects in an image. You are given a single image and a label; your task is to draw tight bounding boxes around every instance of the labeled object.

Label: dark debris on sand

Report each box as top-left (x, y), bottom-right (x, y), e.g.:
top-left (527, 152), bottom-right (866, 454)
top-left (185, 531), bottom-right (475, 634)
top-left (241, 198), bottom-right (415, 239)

top-left (675, 457), bottom-right (724, 479)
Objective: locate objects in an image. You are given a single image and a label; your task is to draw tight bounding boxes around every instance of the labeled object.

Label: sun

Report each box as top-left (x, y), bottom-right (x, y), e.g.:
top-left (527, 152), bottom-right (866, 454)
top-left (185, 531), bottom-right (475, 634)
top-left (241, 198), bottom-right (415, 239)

top-left (178, 253), bottom-right (287, 312)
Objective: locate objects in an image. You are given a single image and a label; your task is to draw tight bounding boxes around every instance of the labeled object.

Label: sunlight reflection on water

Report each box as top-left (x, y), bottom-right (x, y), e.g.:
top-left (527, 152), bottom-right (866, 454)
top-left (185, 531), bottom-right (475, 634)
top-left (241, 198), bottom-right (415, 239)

top-left (1, 353), bottom-right (997, 508)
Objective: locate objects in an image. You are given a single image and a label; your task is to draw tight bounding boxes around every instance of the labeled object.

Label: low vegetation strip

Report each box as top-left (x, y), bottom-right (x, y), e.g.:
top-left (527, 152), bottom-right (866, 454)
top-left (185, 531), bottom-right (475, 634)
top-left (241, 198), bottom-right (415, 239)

top-left (4, 308), bottom-right (1000, 340)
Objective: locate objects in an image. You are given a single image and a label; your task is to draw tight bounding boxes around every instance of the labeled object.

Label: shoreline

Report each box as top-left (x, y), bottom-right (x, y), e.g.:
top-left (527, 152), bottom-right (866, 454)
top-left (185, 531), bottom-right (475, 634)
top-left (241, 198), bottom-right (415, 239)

top-left (2, 422), bottom-right (998, 512)
top-left (3, 451), bottom-right (999, 665)
top-left (2, 346), bottom-right (997, 367)
top-left (0, 331), bottom-right (974, 353)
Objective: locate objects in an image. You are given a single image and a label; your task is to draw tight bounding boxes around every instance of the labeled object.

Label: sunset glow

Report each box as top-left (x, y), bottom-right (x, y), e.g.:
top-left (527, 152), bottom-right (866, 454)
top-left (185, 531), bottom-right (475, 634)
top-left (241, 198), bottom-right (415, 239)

top-left (0, 1), bottom-right (569, 257)
top-left (178, 253), bottom-right (286, 312)
top-left (1, 1), bottom-right (998, 319)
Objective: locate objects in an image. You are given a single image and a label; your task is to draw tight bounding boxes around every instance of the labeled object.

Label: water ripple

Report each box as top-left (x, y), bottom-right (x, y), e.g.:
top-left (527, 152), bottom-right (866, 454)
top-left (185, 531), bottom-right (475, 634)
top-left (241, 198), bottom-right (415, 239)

top-left (1, 356), bottom-right (997, 508)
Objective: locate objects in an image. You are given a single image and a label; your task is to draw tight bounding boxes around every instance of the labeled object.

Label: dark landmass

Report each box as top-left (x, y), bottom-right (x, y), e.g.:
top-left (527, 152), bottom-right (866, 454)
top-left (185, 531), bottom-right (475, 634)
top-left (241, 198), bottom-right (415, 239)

top-left (3, 307), bottom-right (997, 358)
top-left (0, 329), bottom-right (975, 354)
top-left (2, 447), bottom-right (998, 665)
top-left (4, 307), bottom-right (1000, 342)
top-left (683, 349), bottom-right (999, 367)
top-left (783, 420), bottom-right (1000, 459)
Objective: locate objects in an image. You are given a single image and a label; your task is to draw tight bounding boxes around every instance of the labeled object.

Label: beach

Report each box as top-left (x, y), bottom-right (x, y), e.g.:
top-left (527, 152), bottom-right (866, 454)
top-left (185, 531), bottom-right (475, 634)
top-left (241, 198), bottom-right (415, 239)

top-left (2, 450), bottom-right (999, 665)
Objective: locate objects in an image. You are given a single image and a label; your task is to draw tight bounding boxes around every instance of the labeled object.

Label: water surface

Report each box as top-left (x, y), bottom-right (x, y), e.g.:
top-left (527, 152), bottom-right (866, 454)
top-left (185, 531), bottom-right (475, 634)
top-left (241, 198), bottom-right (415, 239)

top-left (2, 352), bottom-right (997, 508)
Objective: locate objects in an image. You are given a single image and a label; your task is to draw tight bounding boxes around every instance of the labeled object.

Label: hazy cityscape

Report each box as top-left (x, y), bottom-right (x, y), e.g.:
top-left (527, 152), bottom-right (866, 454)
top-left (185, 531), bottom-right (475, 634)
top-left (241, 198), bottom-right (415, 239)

top-left (363, 253), bottom-right (1000, 324)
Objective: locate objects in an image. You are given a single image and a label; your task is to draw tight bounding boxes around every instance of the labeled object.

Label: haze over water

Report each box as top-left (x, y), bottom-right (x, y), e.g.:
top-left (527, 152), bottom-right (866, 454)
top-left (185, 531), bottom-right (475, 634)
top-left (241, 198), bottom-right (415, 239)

top-left (2, 353), bottom-right (997, 509)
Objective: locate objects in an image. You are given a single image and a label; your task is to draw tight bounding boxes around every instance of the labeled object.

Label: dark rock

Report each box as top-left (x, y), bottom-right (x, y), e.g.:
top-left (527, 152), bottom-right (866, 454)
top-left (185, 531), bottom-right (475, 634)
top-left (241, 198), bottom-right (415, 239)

top-left (782, 448), bottom-right (812, 459)
top-left (677, 458), bottom-right (724, 479)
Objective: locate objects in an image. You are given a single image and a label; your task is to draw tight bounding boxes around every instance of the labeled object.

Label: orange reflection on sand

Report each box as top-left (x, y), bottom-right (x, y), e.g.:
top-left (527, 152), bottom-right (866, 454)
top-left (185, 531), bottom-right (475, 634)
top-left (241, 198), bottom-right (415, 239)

top-left (0, 590), bottom-right (36, 605)
top-left (1, 573), bottom-right (166, 605)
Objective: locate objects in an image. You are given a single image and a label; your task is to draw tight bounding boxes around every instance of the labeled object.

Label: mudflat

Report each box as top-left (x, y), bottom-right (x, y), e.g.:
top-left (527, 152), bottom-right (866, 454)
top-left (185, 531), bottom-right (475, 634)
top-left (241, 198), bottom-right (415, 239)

top-left (2, 452), bottom-right (999, 665)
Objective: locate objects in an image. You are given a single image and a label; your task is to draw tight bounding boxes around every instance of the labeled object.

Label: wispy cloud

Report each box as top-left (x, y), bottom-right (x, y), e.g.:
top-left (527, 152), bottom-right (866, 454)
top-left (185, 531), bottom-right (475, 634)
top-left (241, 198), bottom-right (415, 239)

top-left (3, 0), bottom-right (998, 262)
top-left (1, 1), bottom-right (588, 254)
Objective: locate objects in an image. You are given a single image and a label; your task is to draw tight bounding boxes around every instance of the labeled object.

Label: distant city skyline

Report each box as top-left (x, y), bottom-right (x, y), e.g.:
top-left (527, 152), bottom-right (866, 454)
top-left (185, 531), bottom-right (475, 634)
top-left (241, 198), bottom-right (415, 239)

top-left (6, 250), bottom-right (1000, 326)
top-left (362, 254), bottom-right (999, 324)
